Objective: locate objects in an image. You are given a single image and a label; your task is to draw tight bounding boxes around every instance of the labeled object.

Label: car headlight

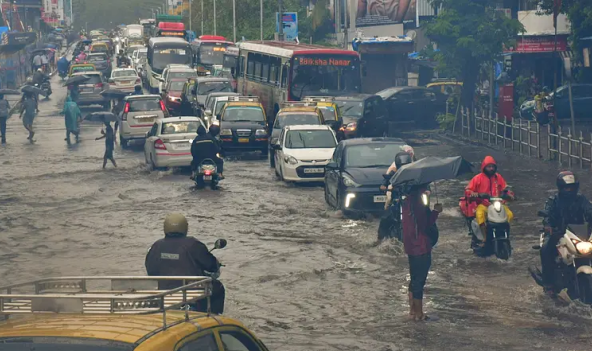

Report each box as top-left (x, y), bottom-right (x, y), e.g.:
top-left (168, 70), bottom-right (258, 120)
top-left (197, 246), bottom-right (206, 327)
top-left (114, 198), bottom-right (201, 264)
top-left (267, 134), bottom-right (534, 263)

top-left (220, 128), bottom-right (232, 136)
top-left (284, 155), bottom-right (298, 165)
top-left (255, 129), bottom-right (267, 136)
top-left (421, 193), bottom-right (429, 206)
top-left (575, 241), bottom-right (592, 255)
top-left (346, 122), bottom-right (357, 131)
top-left (493, 201), bottom-right (502, 212)
top-left (342, 174), bottom-right (360, 187)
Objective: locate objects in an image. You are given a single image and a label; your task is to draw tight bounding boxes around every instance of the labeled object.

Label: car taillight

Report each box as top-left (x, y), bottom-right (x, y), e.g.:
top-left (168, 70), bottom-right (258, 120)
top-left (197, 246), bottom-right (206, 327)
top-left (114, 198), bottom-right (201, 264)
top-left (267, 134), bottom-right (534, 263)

top-left (136, 78), bottom-right (141, 84)
top-left (123, 102), bottom-right (130, 113)
top-left (154, 139), bottom-right (166, 150)
top-left (204, 170), bottom-right (212, 175)
top-left (159, 100), bottom-right (166, 111)
top-left (95, 82), bottom-right (103, 88)
top-left (121, 113), bottom-right (127, 121)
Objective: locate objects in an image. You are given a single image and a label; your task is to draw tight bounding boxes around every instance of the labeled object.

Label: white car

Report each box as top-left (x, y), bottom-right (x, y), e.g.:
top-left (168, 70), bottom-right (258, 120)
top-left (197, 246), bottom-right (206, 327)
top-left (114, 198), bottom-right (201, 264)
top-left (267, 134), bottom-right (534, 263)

top-left (109, 68), bottom-right (141, 92)
top-left (273, 125), bottom-right (338, 182)
top-left (159, 65), bottom-right (197, 93)
top-left (132, 48), bottom-right (147, 70)
top-left (144, 116), bottom-right (206, 170)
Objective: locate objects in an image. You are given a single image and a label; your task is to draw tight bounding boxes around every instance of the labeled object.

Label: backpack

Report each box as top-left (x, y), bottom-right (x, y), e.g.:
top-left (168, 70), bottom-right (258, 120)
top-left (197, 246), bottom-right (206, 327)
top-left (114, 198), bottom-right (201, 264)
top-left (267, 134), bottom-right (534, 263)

top-left (0, 100), bottom-right (9, 118)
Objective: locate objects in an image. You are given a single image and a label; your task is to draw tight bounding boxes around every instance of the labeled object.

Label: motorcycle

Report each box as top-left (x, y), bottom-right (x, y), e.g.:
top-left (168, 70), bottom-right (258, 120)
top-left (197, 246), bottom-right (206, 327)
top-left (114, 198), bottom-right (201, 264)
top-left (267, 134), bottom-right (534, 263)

top-left (186, 238), bottom-right (227, 314)
top-left (58, 70), bottom-right (68, 81)
top-left (460, 191), bottom-right (513, 260)
top-left (194, 158), bottom-right (220, 190)
top-left (40, 77), bottom-right (52, 98)
top-left (530, 212), bottom-right (592, 304)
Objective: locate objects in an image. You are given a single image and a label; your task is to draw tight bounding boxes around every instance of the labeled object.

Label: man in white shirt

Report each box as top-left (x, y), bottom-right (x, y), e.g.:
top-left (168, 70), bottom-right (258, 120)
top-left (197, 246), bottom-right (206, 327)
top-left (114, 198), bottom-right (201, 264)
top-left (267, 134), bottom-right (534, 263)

top-left (40, 54), bottom-right (49, 73)
top-left (32, 55), bottom-right (43, 72)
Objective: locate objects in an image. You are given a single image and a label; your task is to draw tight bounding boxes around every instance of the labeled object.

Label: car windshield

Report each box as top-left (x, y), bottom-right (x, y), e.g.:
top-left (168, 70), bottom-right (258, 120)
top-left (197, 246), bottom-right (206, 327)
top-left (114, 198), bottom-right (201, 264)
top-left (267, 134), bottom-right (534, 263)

top-left (346, 144), bottom-right (404, 168)
top-left (161, 121), bottom-right (201, 134)
top-left (274, 113), bottom-right (320, 128)
top-left (222, 107), bottom-right (265, 122)
top-left (285, 130), bottom-right (336, 149)
top-left (128, 98), bottom-right (161, 112)
top-left (88, 54), bottom-right (107, 62)
top-left (137, 51), bottom-right (147, 58)
top-left (153, 47), bottom-right (192, 72)
top-left (168, 81), bottom-right (186, 91)
top-left (0, 337), bottom-right (132, 351)
top-left (318, 106), bottom-right (337, 121)
top-left (198, 44), bottom-right (230, 65)
top-left (198, 81), bottom-right (232, 95)
top-left (336, 100), bottom-right (363, 118)
top-left (214, 101), bottom-right (229, 115)
top-left (112, 70), bottom-right (136, 78)
top-left (169, 71), bottom-right (197, 80)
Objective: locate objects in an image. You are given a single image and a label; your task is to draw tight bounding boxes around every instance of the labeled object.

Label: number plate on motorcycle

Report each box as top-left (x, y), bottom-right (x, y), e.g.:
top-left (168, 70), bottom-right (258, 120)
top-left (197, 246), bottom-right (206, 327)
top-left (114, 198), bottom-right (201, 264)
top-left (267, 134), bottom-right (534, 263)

top-left (374, 195), bottom-right (387, 203)
top-left (204, 176), bottom-right (212, 180)
top-left (238, 138), bottom-right (249, 143)
top-left (303, 168), bottom-right (324, 173)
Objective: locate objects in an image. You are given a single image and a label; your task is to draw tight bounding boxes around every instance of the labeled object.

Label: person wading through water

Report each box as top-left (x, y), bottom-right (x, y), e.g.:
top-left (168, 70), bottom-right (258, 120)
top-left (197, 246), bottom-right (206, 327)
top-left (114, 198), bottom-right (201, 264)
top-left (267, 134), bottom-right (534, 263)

top-left (62, 96), bottom-right (82, 144)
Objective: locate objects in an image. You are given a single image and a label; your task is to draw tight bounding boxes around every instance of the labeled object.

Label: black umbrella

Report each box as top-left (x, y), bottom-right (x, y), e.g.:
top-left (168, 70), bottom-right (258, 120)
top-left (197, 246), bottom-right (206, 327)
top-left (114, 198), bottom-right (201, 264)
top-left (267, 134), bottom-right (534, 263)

top-left (21, 85), bottom-right (47, 96)
top-left (0, 89), bottom-right (22, 95)
top-left (63, 75), bottom-right (91, 87)
top-left (390, 156), bottom-right (474, 187)
top-left (86, 112), bottom-right (118, 122)
top-left (100, 88), bottom-right (129, 99)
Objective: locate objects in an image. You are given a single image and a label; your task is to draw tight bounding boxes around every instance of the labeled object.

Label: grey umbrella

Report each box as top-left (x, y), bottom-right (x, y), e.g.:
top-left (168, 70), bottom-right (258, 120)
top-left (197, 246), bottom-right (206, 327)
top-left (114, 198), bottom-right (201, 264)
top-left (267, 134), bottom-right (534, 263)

top-left (390, 156), bottom-right (474, 187)
top-left (63, 75), bottom-right (91, 87)
top-left (86, 112), bottom-right (118, 122)
top-left (0, 89), bottom-right (22, 95)
top-left (21, 85), bottom-right (47, 96)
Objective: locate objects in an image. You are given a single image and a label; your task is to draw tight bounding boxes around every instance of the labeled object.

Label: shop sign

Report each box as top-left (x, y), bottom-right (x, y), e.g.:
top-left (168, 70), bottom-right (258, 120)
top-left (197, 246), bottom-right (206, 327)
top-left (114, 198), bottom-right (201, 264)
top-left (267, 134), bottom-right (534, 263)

top-left (506, 36), bottom-right (567, 53)
top-left (1, 32), bottom-right (36, 46)
top-left (498, 83), bottom-right (514, 121)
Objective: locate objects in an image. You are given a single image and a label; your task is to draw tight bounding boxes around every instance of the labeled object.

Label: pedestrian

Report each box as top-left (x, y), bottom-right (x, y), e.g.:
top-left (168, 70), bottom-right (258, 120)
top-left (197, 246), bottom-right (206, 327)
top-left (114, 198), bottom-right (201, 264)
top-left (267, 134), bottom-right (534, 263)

top-left (62, 96), bottom-right (82, 144)
top-left (32, 54), bottom-right (42, 72)
top-left (19, 93), bottom-right (38, 142)
top-left (0, 94), bottom-right (10, 144)
top-left (40, 53), bottom-right (49, 73)
top-left (95, 121), bottom-right (117, 169)
top-left (401, 184), bottom-right (443, 321)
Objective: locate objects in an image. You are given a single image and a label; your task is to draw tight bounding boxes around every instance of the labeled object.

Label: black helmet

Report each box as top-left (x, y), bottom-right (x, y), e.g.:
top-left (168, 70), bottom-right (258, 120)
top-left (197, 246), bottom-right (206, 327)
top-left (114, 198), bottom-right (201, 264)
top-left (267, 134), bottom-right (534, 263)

top-left (394, 152), bottom-right (413, 169)
top-left (557, 171), bottom-right (579, 200)
top-left (209, 124), bottom-right (220, 137)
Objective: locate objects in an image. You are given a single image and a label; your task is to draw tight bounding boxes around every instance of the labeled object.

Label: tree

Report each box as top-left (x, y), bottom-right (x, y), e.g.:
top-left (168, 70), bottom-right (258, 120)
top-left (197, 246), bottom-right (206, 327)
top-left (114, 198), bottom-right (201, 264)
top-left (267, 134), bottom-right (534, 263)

top-left (425, 0), bottom-right (523, 107)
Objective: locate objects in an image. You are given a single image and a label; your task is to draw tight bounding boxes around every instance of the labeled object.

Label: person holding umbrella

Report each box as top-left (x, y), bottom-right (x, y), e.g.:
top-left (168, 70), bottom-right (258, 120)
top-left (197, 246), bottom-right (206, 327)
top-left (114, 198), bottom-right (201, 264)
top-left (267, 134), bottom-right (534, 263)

top-left (94, 113), bottom-right (118, 169)
top-left (62, 96), bottom-right (82, 144)
top-left (19, 93), bottom-right (38, 142)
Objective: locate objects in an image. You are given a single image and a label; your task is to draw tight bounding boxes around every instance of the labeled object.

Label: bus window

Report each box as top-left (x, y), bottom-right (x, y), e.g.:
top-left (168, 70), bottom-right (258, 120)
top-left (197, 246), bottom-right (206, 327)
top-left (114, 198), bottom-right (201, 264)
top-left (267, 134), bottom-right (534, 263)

top-left (281, 65), bottom-right (288, 88)
top-left (261, 56), bottom-right (269, 83)
top-left (247, 53), bottom-right (255, 78)
top-left (254, 55), bottom-right (262, 80)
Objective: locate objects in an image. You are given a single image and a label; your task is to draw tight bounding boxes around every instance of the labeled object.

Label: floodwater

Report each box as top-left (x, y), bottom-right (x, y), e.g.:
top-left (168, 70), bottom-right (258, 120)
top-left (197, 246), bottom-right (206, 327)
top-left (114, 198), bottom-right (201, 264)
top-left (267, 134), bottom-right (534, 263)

top-left (1, 77), bottom-right (592, 351)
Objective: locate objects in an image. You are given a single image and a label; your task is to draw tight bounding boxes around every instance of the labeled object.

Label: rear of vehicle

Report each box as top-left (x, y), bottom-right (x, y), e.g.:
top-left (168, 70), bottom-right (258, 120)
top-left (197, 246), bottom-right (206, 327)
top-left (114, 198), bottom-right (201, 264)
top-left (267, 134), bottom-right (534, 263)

top-left (68, 63), bottom-right (96, 77)
top-left (197, 79), bottom-right (233, 107)
top-left (163, 79), bottom-right (186, 114)
top-left (73, 72), bottom-right (109, 108)
top-left (148, 118), bottom-right (204, 168)
top-left (219, 102), bottom-right (268, 154)
top-left (87, 53), bottom-right (112, 76)
top-left (90, 43), bottom-right (109, 55)
top-left (119, 95), bottom-right (167, 146)
top-left (109, 69), bottom-right (141, 92)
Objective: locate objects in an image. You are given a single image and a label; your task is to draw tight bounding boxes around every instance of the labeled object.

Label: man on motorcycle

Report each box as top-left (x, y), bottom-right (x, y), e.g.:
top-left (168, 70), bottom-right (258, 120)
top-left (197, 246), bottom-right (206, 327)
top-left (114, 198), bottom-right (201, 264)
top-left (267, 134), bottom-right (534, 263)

top-left (145, 213), bottom-right (225, 314)
top-left (539, 171), bottom-right (592, 296)
top-left (191, 125), bottom-right (221, 179)
top-left (465, 156), bottom-right (514, 245)
top-left (116, 50), bottom-right (130, 67)
top-left (32, 68), bottom-right (47, 86)
top-left (57, 55), bottom-right (69, 78)
top-left (207, 124), bottom-right (224, 179)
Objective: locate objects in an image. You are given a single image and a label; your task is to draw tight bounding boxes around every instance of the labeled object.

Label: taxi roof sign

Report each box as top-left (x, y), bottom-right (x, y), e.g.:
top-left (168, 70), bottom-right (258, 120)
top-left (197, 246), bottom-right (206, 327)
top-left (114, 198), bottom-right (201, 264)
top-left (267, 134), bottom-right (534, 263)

top-left (227, 96), bottom-right (260, 102)
top-left (302, 96), bottom-right (334, 102)
top-left (281, 101), bottom-right (318, 108)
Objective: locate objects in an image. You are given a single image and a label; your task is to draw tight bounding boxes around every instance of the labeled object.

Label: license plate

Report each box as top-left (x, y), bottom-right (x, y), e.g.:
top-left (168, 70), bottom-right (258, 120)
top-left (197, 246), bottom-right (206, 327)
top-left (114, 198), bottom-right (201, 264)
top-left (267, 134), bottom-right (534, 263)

top-left (82, 88), bottom-right (92, 92)
top-left (204, 175), bottom-right (212, 180)
top-left (121, 80), bottom-right (131, 84)
top-left (238, 138), bottom-right (249, 143)
top-left (173, 144), bottom-right (189, 150)
top-left (374, 195), bottom-right (387, 203)
top-left (303, 168), bottom-right (324, 173)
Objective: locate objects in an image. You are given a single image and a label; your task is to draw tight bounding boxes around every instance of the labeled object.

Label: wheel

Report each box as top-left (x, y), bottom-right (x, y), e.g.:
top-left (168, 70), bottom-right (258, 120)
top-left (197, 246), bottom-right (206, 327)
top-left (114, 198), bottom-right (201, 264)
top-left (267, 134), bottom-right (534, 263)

top-left (120, 135), bottom-right (129, 148)
top-left (577, 273), bottom-right (592, 304)
top-left (269, 150), bottom-right (275, 168)
top-left (494, 240), bottom-right (511, 260)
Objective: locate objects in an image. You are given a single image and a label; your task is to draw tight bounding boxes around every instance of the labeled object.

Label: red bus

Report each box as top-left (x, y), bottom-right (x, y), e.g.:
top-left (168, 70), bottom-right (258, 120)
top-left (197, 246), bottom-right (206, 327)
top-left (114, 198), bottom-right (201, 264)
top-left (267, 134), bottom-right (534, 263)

top-left (236, 41), bottom-right (361, 118)
top-left (190, 35), bottom-right (235, 72)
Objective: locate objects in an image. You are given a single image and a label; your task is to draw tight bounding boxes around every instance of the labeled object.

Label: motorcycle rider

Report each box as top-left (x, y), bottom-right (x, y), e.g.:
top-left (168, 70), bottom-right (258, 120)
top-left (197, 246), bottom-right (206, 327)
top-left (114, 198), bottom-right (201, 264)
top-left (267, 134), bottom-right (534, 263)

top-left (539, 171), bottom-right (592, 296)
top-left (207, 124), bottom-right (224, 179)
top-left (191, 125), bottom-right (221, 179)
top-left (465, 156), bottom-right (514, 245)
top-left (32, 68), bottom-right (47, 86)
top-left (145, 213), bottom-right (225, 314)
top-left (117, 50), bottom-right (130, 67)
top-left (57, 55), bottom-right (69, 78)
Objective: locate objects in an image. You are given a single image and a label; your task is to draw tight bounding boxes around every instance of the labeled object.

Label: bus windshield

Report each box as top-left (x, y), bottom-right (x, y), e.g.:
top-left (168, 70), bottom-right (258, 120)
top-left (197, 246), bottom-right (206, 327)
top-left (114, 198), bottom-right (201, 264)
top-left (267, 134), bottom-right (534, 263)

top-left (290, 54), bottom-right (361, 101)
top-left (152, 46), bottom-right (191, 73)
top-left (199, 43), bottom-right (232, 66)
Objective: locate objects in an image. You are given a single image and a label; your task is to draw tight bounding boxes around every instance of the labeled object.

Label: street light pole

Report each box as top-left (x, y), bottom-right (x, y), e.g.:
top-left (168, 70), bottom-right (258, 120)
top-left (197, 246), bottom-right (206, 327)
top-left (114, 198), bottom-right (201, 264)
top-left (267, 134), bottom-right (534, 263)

top-left (213, 0), bottom-right (216, 35)
top-left (278, 0), bottom-right (283, 41)
top-left (201, 0), bottom-right (203, 34)
top-left (260, 0), bottom-right (263, 41)
top-left (189, 0), bottom-right (192, 32)
top-left (232, 0), bottom-right (236, 42)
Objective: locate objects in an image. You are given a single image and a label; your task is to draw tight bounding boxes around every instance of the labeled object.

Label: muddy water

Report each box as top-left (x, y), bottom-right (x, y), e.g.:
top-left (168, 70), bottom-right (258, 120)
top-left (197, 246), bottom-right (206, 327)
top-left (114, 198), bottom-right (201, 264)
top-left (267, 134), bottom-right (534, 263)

top-left (1, 79), bottom-right (592, 350)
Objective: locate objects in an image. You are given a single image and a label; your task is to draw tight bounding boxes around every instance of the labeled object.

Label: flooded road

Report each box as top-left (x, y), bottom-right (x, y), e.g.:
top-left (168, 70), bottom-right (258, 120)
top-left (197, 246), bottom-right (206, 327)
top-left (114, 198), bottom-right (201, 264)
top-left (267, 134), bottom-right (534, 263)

top-left (1, 78), bottom-right (592, 350)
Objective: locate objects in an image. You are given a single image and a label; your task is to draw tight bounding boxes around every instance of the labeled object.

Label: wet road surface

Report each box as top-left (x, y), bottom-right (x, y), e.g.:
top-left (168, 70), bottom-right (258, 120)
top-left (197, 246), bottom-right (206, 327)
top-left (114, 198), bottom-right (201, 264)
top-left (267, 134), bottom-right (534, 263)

top-left (1, 78), bottom-right (592, 350)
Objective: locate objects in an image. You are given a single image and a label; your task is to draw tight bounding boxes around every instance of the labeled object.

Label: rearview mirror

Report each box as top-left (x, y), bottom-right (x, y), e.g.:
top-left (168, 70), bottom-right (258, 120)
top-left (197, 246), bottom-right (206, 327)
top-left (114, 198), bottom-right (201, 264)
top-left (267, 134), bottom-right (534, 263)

top-left (204, 109), bottom-right (212, 116)
top-left (214, 238), bottom-right (227, 249)
top-left (326, 162), bottom-right (338, 169)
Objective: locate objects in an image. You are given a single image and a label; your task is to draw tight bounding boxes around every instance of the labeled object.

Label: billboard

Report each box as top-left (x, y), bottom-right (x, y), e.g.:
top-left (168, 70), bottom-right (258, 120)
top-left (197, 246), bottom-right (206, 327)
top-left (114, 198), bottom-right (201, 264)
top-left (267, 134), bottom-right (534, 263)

top-left (276, 12), bottom-right (298, 41)
top-left (355, 0), bottom-right (416, 28)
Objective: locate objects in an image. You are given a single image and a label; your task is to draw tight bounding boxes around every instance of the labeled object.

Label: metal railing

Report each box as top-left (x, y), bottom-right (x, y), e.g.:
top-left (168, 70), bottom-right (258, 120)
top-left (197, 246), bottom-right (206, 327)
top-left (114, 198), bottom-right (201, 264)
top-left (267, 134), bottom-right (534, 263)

top-left (457, 108), bottom-right (592, 169)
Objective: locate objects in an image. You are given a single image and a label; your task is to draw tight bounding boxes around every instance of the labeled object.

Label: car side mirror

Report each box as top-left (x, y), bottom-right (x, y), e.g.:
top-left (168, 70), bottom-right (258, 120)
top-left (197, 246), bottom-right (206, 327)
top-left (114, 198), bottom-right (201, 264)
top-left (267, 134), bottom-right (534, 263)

top-left (326, 162), bottom-right (338, 169)
top-left (205, 109), bottom-right (212, 116)
top-left (214, 238), bottom-right (227, 250)
top-left (272, 143), bottom-right (282, 150)
top-left (145, 131), bottom-right (150, 138)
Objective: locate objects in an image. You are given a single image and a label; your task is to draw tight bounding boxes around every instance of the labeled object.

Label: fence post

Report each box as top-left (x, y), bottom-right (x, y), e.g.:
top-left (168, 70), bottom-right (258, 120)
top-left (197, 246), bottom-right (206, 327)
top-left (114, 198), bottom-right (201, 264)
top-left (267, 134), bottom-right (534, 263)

top-left (461, 108), bottom-right (465, 136)
top-left (503, 117), bottom-right (508, 149)
top-left (547, 124), bottom-right (552, 160)
top-left (537, 121), bottom-right (541, 159)
top-left (511, 118), bottom-right (515, 151)
top-left (527, 120), bottom-right (532, 157)
top-left (519, 119), bottom-right (523, 155)
top-left (579, 131), bottom-right (584, 169)
top-left (468, 108), bottom-right (472, 138)
top-left (567, 129), bottom-right (572, 168)
top-left (558, 127), bottom-right (563, 165)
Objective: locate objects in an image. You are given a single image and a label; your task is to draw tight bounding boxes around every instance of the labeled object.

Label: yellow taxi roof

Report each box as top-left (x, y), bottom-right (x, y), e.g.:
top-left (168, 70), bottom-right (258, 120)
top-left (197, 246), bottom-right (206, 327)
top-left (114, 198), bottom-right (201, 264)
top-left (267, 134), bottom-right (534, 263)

top-left (225, 101), bottom-right (262, 108)
top-left (279, 106), bottom-right (320, 113)
top-left (426, 81), bottom-right (463, 87)
top-left (0, 312), bottom-right (244, 344)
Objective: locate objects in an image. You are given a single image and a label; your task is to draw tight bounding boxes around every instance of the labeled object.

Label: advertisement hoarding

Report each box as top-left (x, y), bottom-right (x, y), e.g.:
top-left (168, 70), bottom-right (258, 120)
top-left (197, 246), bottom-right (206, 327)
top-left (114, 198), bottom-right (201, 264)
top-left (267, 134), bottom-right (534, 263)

top-left (355, 0), bottom-right (417, 28)
top-left (276, 12), bottom-right (298, 41)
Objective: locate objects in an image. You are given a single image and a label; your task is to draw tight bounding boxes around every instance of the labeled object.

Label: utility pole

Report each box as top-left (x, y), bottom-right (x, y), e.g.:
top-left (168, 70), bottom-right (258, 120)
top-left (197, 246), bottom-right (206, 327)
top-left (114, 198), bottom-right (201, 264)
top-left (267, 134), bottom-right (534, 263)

top-left (9, 0), bottom-right (14, 31)
top-left (189, 0), bottom-right (192, 32)
top-left (232, 0), bottom-right (236, 42)
top-left (260, 0), bottom-right (263, 41)
top-left (213, 0), bottom-right (216, 35)
top-left (343, 0), bottom-right (349, 48)
top-left (278, 0), bottom-right (283, 41)
top-left (201, 0), bottom-right (203, 34)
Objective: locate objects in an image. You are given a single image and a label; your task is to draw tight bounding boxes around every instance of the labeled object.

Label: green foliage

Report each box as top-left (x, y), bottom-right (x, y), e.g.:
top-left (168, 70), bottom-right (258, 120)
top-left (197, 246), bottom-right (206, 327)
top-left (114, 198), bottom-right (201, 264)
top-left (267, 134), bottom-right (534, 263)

top-left (425, 0), bottom-right (524, 106)
top-left (73, 0), bottom-right (161, 30)
top-left (436, 112), bottom-right (456, 131)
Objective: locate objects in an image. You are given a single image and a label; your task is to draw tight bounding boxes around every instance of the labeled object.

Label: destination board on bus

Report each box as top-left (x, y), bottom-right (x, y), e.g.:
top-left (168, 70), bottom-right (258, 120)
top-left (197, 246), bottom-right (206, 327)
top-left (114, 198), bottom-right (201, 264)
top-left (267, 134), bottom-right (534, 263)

top-left (160, 31), bottom-right (185, 36)
top-left (295, 56), bottom-right (353, 67)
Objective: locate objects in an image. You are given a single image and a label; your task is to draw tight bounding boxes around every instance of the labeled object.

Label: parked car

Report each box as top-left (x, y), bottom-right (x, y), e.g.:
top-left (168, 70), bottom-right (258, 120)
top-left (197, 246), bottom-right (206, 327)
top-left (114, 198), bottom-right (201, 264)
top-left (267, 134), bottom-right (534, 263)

top-left (377, 86), bottom-right (447, 128)
top-left (144, 116), bottom-right (205, 170)
top-left (71, 71), bottom-right (110, 109)
top-left (334, 94), bottom-right (389, 139)
top-left (549, 84), bottom-right (592, 120)
top-left (324, 137), bottom-right (406, 215)
top-left (273, 125), bottom-right (337, 183)
top-left (162, 78), bottom-right (187, 115)
top-left (109, 68), bottom-right (141, 93)
top-left (118, 95), bottom-right (168, 147)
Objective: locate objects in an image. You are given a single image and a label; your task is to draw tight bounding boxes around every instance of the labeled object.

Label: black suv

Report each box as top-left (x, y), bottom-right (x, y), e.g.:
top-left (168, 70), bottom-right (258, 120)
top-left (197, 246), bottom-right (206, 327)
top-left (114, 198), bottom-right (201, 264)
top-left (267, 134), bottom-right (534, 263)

top-left (377, 86), bottom-right (447, 128)
top-left (334, 94), bottom-right (389, 139)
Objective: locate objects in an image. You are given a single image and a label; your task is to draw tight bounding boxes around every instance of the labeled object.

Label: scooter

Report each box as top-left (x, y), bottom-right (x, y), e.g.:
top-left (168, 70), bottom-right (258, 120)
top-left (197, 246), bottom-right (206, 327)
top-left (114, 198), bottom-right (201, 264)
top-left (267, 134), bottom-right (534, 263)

top-left (194, 158), bottom-right (220, 190)
top-left (185, 238), bottom-right (227, 314)
top-left (40, 77), bottom-right (52, 98)
top-left (460, 191), bottom-right (513, 260)
top-left (530, 212), bottom-right (592, 304)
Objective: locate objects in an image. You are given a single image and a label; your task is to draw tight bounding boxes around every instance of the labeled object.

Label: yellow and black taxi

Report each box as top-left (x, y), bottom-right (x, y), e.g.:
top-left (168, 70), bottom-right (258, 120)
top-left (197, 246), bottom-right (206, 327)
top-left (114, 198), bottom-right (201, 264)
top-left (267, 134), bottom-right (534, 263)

top-left (268, 102), bottom-right (324, 168)
top-left (302, 96), bottom-right (345, 140)
top-left (217, 96), bottom-right (268, 155)
top-left (0, 276), bottom-right (270, 351)
top-left (69, 63), bottom-right (97, 77)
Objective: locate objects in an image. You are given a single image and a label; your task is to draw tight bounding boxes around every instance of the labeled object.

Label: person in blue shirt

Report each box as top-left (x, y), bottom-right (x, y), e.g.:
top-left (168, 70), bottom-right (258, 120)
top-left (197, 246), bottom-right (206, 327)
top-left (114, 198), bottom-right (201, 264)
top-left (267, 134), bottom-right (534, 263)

top-left (132, 85), bottom-right (143, 95)
top-left (57, 55), bottom-right (69, 79)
